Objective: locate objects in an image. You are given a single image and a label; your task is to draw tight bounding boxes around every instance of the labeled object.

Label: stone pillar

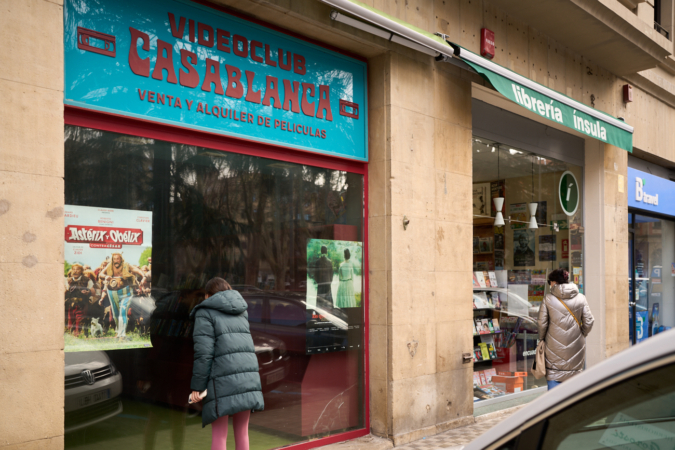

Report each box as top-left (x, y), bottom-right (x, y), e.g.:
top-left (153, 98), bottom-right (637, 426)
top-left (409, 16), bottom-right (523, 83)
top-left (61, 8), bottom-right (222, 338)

top-left (0, 0), bottom-right (65, 449)
top-left (368, 49), bottom-right (474, 446)
top-left (603, 144), bottom-right (630, 357)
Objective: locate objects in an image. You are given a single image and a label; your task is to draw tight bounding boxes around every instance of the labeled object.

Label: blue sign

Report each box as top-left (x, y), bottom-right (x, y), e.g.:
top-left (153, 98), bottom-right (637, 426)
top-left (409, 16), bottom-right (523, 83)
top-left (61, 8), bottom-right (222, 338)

top-left (64, 0), bottom-right (368, 161)
top-left (636, 310), bottom-right (649, 343)
top-left (628, 168), bottom-right (675, 217)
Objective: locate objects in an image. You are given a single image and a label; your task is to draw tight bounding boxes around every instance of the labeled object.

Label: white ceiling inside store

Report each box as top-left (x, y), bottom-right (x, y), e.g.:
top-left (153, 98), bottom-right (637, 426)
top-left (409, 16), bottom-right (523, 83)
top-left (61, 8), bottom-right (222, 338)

top-left (472, 137), bottom-right (570, 183)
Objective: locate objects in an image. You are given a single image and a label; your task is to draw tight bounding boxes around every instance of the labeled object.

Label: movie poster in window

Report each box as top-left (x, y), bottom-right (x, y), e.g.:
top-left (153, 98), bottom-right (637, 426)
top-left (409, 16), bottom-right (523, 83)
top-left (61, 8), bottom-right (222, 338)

top-left (305, 239), bottom-right (363, 354)
top-left (473, 183), bottom-right (491, 217)
top-left (510, 203), bottom-right (528, 229)
top-left (513, 230), bottom-right (535, 266)
top-left (64, 205), bottom-right (153, 352)
top-left (494, 228), bottom-right (505, 250)
top-left (539, 235), bottom-right (556, 261)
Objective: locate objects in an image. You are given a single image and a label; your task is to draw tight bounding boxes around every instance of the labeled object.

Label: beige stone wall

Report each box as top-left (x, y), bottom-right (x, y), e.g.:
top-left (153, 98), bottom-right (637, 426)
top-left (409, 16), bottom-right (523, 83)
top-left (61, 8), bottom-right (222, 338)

top-left (368, 49), bottom-right (475, 445)
top-left (603, 145), bottom-right (630, 357)
top-left (0, 0), bottom-right (662, 447)
top-left (0, 0), bottom-right (65, 449)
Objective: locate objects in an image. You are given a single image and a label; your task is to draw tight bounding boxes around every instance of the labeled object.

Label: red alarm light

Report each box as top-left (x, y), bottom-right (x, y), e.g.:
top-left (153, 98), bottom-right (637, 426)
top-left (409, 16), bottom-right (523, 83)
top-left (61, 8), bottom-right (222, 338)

top-left (623, 84), bottom-right (633, 103)
top-left (481, 28), bottom-right (495, 59)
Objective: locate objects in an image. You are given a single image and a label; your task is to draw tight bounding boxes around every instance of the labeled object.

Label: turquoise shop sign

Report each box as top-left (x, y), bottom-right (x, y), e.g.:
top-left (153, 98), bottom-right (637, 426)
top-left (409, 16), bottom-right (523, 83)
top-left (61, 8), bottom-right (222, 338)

top-left (64, 0), bottom-right (368, 161)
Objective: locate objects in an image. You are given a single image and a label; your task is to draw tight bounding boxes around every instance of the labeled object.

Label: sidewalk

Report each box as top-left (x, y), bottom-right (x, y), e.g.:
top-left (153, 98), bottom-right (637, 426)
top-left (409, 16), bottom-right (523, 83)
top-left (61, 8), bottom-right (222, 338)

top-left (322, 405), bottom-right (523, 450)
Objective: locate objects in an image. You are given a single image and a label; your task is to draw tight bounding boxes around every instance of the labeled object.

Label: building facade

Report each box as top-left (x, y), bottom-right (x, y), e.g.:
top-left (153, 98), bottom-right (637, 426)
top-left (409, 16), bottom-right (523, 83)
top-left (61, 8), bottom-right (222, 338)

top-left (2, 0), bottom-right (675, 448)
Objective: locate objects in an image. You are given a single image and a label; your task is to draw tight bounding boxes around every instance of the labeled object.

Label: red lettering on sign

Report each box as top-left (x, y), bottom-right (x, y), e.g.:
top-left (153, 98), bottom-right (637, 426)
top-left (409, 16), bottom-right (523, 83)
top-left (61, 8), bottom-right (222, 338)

top-left (129, 27), bottom-right (150, 77)
top-left (279, 48), bottom-right (292, 71)
top-left (65, 226), bottom-right (144, 246)
top-left (250, 41), bottom-right (263, 63)
top-left (244, 70), bottom-right (261, 104)
top-left (264, 44), bottom-right (277, 67)
top-left (233, 34), bottom-right (248, 57)
top-left (152, 39), bottom-right (177, 84)
top-left (198, 23), bottom-right (214, 47)
top-left (282, 80), bottom-right (300, 113)
top-left (262, 76), bottom-right (281, 109)
top-left (201, 58), bottom-right (224, 94)
top-left (294, 54), bottom-right (306, 75)
top-left (301, 83), bottom-right (315, 117)
top-left (179, 49), bottom-right (199, 88)
top-left (168, 13), bottom-right (185, 39)
top-left (225, 65), bottom-right (244, 98)
top-left (316, 85), bottom-right (333, 121)
top-left (216, 29), bottom-right (230, 53)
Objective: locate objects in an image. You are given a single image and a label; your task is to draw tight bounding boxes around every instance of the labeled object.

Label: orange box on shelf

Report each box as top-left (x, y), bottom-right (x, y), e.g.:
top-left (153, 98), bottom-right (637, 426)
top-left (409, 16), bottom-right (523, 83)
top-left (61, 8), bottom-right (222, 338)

top-left (491, 375), bottom-right (524, 393)
top-left (496, 371), bottom-right (528, 377)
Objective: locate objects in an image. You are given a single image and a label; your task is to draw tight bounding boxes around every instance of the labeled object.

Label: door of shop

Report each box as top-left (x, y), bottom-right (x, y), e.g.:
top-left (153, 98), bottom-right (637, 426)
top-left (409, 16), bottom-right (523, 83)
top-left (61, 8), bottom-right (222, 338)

top-left (628, 213), bottom-right (675, 345)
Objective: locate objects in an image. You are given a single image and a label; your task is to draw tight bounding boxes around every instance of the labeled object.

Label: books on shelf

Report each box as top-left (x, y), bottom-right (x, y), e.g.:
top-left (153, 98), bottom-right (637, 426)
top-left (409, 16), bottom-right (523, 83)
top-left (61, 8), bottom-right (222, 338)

top-left (487, 343), bottom-right (497, 359)
top-left (474, 292), bottom-right (490, 309)
top-left (481, 318), bottom-right (493, 333)
top-left (473, 323), bottom-right (478, 336)
top-left (473, 272), bottom-right (479, 287)
top-left (488, 271), bottom-right (498, 288)
top-left (492, 319), bottom-right (501, 332)
top-left (475, 271), bottom-right (487, 288)
top-left (479, 371), bottom-right (488, 385)
top-left (478, 343), bottom-right (490, 360)
top-left (473, 347), bottom-right (483, 361)
top-left (484, 368), bottom-right (497, 383)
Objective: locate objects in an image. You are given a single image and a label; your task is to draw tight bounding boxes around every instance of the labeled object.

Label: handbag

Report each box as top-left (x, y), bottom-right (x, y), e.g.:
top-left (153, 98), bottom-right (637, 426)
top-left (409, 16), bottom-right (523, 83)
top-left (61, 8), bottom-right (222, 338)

top-left (532, 340), bottom-right (546, 379)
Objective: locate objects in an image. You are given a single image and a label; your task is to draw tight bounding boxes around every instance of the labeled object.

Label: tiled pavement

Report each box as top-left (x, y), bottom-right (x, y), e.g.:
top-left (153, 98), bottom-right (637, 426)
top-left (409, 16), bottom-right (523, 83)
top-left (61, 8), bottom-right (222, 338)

top-left (322, 405), bottom-right (522, 450)
top-left (393, 413), bottom-right (512, 450)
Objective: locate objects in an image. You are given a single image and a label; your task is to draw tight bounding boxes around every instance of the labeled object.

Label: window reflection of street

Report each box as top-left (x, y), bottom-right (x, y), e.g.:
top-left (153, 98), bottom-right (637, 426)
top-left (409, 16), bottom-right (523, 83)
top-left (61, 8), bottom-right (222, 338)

top-left (64, 125), bottom-right (365, 449)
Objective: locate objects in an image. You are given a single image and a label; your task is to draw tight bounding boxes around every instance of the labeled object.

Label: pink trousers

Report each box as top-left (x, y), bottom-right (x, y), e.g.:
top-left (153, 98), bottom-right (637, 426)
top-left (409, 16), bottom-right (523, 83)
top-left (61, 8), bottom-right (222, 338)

top-left (211, 410), bottom-right (251, 450)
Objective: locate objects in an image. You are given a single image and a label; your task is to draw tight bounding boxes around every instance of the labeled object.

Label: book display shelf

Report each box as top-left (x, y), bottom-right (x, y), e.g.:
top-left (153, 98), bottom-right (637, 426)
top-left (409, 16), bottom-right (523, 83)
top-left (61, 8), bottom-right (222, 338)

top-left (472, 271), bottom-right (545, 402)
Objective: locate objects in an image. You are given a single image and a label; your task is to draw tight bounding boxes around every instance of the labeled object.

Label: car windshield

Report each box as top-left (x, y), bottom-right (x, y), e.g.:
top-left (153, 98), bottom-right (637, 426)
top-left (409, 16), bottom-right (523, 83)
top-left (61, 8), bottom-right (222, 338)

top-left (542, 361), bottom-right (675, 450)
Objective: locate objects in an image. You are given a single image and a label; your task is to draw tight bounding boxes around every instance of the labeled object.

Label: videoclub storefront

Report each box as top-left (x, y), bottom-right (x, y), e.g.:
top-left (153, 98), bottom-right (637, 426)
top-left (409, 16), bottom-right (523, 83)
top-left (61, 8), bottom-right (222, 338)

top-left (63, 1), bottom-right (368, 449)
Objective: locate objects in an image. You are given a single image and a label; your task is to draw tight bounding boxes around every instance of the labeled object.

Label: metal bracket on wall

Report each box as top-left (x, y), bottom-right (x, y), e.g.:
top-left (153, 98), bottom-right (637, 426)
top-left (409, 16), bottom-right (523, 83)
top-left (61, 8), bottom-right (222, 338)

top-left (403, 215), bottom-right (410, 230)
top-left (462, 353), bottom-right (473, 364)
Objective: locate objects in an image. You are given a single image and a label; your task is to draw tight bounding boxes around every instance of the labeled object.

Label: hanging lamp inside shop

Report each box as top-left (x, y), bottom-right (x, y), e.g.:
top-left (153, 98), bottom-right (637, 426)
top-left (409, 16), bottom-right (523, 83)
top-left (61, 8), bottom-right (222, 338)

top-left (493, 146), bottom-right (505, 227)
top-left (528, 155), bottom-right (538, 229)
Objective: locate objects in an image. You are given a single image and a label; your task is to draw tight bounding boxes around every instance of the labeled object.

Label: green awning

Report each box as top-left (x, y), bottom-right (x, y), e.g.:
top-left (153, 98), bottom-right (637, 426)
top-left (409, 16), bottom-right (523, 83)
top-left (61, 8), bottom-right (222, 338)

top-left (320, 0), bottom-right (633, 152)
top-left (453, 46), bottom-right (633, 152)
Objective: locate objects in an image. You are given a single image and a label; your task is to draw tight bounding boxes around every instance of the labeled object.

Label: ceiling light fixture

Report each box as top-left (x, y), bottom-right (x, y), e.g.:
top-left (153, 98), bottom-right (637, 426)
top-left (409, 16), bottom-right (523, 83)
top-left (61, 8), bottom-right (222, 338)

top-left (528, 155), bottom-right (538, 229)
top-left (494, 146), bottom-right (505, 227)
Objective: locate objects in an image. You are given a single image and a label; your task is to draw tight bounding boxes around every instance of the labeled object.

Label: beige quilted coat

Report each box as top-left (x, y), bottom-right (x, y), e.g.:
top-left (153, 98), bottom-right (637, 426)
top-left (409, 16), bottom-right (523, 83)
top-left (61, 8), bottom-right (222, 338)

top-left (538, 283), bottom-right (594, 382)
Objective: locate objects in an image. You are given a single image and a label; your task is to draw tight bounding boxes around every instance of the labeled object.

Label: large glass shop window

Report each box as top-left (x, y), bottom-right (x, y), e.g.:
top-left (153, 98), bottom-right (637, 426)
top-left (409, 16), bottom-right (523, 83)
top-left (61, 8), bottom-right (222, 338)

top-left (471, 136), bottom-right (584, 402)
top-left (63, 125), bottom-right (365, 449)
top-left (629, 214), bottom-right (675, 344)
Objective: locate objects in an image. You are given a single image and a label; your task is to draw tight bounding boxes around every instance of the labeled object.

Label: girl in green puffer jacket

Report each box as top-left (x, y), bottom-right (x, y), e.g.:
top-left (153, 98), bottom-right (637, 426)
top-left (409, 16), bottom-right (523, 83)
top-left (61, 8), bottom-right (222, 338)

top-left (189, 278), bottom-right (264, 450)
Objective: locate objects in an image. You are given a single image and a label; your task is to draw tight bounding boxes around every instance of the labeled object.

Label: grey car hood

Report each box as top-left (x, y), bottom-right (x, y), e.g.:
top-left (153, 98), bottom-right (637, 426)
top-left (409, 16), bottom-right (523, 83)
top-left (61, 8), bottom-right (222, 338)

top-left (64, 351), bottom-right (110, 376)
top-left (464, 329), bottom-right (675, 449)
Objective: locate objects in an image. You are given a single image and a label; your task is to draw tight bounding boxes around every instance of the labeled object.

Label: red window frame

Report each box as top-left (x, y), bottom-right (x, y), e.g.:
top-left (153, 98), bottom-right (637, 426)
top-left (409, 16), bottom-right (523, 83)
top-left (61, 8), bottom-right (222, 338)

top-left (64, 104), bottom-right (371, 450)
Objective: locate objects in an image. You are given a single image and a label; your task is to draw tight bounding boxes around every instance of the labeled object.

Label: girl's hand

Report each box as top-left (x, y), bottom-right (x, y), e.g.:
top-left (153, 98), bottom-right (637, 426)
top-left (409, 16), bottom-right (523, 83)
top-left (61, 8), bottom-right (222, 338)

top-left (190, 390), bottom-right (203, 403)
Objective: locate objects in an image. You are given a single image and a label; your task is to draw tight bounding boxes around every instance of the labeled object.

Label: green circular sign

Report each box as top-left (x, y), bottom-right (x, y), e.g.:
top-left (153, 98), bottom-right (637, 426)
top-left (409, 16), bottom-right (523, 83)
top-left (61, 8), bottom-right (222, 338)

top-left (559, 171), bottom-right (580, 216)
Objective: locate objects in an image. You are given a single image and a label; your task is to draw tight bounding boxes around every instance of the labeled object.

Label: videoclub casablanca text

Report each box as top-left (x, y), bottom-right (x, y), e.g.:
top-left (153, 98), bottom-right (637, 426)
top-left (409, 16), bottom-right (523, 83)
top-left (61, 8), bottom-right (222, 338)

top-left (129, 12), bottom-right (335, 139)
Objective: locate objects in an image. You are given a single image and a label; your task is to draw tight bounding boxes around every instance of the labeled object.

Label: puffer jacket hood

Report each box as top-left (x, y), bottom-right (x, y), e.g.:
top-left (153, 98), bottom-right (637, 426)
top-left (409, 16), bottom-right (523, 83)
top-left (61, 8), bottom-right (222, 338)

top-left (190, 290), bottom-right (248, 317)
top-left (552, 282), bottom-right (579, 300)
top-left (538, 283), bottom-right (594, 382)
top-left (190, 289), bottom-right (264, 427)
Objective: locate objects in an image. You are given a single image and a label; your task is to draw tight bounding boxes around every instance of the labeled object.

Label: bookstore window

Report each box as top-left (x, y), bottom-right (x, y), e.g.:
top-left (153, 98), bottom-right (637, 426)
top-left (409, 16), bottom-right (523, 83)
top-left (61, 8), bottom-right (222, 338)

top-left (63, 125), bottom-right (366, 450)
top-left (471, 136), bottom-right (584, 402)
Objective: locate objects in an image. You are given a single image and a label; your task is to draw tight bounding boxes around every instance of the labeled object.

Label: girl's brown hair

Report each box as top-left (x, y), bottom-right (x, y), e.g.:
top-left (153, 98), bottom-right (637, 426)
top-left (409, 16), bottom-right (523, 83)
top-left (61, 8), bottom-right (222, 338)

top-left (205, 277), bottom-right (232, 296)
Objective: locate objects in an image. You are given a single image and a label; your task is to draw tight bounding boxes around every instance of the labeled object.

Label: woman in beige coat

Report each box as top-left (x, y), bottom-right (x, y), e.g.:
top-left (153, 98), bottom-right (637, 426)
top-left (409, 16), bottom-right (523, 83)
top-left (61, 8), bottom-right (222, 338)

top-left (538, 269), bottom-right (594, 390)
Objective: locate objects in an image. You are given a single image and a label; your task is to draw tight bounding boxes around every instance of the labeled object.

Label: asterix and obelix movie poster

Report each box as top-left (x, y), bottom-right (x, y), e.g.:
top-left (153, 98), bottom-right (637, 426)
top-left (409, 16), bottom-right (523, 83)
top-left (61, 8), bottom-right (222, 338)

top-left (64, 205), bottom-right (154, 352)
